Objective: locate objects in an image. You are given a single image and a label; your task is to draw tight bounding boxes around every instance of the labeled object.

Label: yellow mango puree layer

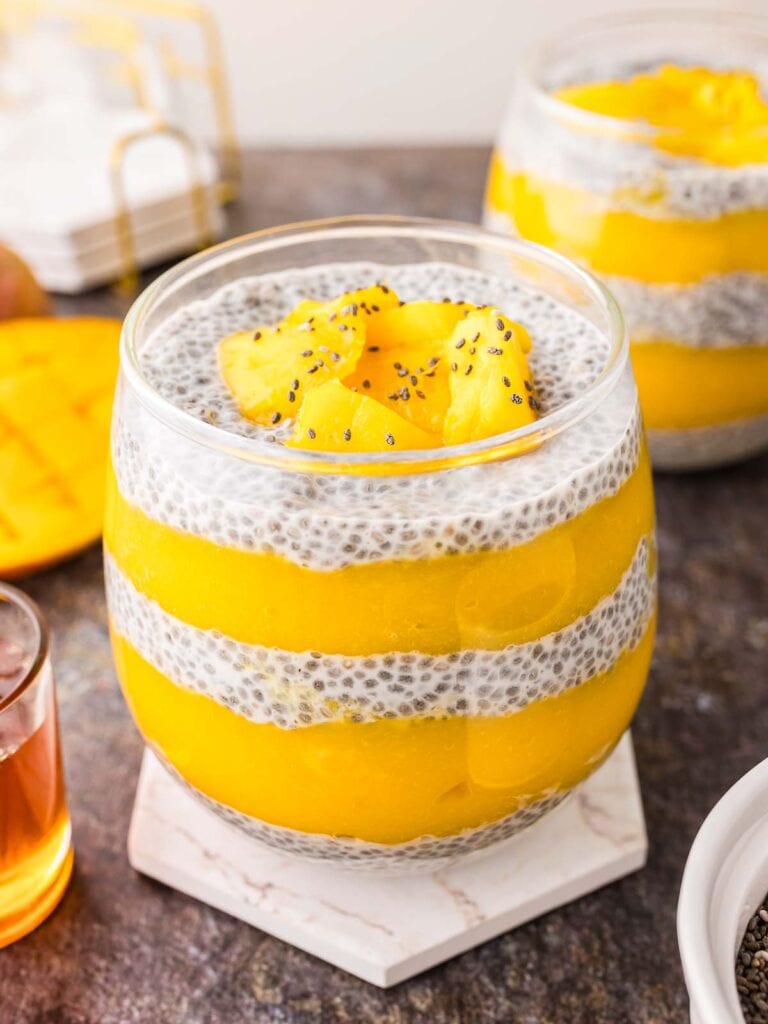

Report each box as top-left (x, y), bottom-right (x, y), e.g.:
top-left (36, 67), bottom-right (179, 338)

top-left (112, 621), bottom-right (655, 844)
top-left (632, 341), bottom-right (768, 429)
top-left (105, 447), bottom-right (654, 657)
top-left (486, 158), bottom-right (768, 285)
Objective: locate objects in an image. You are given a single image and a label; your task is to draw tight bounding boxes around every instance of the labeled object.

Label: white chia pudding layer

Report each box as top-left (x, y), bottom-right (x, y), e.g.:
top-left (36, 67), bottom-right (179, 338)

top-left (114, 261), bottom-right (642, 572)
top-left (649, 413), bottom-right (768, 471)
top-left (603, 272), bottom-right (768, 349)
top-left (154, 747), bottom-right (573, 870)
top-left (106, 536), bottom-right (655, 729)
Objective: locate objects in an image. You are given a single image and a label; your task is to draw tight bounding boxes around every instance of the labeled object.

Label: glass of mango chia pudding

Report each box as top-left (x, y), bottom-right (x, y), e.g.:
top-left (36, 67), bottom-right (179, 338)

top-left (104, 217), bottom-right (657, 869)
top-left (485, 11), bottom-right (768, 471)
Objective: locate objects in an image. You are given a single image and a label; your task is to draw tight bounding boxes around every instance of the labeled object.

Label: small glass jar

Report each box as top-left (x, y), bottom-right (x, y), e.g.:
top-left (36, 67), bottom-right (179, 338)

top-left (485, 11), bottom-right (768, 470)
top-left (105, 217), bottom-right (657, 869)
top-left (0, 584), bottom-right (73, 946)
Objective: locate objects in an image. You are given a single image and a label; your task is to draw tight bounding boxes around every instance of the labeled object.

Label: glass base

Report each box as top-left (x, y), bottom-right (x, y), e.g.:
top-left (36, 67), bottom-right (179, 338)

top-left (0, 825), bottom-right (74, 948)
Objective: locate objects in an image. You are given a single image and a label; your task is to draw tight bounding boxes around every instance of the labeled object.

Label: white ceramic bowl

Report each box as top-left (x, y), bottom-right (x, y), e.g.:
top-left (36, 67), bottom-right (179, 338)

top-left (678, 757), bottom-right (768, 1024)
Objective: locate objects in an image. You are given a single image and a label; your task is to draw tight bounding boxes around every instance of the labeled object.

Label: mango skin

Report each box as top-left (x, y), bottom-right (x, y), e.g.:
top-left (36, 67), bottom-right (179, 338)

top-left (0, 246), bottom-right (49, 320)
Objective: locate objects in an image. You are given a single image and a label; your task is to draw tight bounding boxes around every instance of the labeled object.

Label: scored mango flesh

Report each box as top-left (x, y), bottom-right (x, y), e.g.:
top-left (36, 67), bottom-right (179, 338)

top-left (219, 286), bottom-right (539, 450)
top-left (0, 317), bottom-right (121, 577)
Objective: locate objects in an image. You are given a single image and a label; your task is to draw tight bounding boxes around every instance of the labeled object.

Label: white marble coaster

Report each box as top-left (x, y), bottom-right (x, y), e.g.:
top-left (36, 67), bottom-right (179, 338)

top-left (128, 733), bottom-right (646, 987)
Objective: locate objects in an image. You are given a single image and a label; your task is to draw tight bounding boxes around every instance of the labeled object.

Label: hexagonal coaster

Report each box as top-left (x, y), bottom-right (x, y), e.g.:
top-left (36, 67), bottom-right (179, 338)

top-left (128, 732), bottom-right (646, 987)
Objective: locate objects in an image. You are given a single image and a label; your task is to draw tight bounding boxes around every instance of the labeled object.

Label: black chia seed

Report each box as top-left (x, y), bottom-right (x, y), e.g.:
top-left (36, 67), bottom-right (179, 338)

top-left (737, 896), bottom-right (768, 1024)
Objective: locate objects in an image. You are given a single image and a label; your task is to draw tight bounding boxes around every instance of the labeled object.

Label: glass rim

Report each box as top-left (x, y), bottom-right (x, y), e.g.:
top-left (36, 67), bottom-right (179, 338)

top-left (120, 214), bottom-right (629, 473)
top-left (521, 7), bottom-right (768, 141)
top-left (0, 582), bottom-right (49, 714)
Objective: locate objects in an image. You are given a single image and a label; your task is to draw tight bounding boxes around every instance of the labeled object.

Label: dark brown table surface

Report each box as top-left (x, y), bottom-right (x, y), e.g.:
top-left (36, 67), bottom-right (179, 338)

top-left (2, 147), bottom-right (767, 1024)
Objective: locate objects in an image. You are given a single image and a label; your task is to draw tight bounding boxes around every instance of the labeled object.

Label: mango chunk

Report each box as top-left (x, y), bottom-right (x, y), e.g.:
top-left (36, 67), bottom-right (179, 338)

top-left (219, 315), bottom-right (364, 426)
top-left (363, 300), bottom-right (473, 351)
top-left (344, 301), bottom-right (476, 435)
top-left (283, 285), bottom-right (400, 327)
top-left (289, 379), bottom-right (438, 453)
top-left (219, 287), bottom-right (402, 427)
top-left (442, 309), bottom-right (539, 446)
top-left (0, 316), bottom-right (121, 577)
top-left (281, 298), bottom-right (325, 326)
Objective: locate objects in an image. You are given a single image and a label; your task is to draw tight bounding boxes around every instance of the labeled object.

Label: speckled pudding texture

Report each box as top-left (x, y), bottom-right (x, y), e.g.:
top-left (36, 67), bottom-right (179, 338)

top-left (485, 58), bottom-right (768, 470)
top-left (104, 259), bottom-right (656, 868)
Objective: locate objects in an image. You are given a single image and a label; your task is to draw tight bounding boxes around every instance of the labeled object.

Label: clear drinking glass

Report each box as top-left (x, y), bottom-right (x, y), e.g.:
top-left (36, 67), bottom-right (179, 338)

top-left (0, 584), bottom-right (73, 945)
top-left (485, 11), bottom-right (768, 470)
top-left (105, 217), bottom-right (657, 869)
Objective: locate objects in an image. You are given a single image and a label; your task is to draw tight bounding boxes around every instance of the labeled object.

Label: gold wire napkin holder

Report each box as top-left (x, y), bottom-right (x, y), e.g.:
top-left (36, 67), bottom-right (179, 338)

top-left (109, 119), bottom-right (215, 292)
top-left (0, 0), bottom-right (240, 234)
top-left (103, 0), bottom-right (241, 204)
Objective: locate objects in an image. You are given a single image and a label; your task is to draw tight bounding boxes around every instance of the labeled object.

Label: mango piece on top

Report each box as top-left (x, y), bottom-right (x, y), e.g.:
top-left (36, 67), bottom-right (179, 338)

top-left (344, 301), bottom-right (474, 435)
top-left (218, 286), bottom-right (399, 427)
top-left (289, 379), bottom-right (438, 453)
top-left (442, 309), bottom-right (539, 446)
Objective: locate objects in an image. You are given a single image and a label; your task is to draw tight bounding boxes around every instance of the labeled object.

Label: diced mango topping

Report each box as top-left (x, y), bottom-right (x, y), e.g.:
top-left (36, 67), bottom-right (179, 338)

top-left (556, 65), bottom-right (768, 165)
top-left (218, 287), bottom-right (539, 453)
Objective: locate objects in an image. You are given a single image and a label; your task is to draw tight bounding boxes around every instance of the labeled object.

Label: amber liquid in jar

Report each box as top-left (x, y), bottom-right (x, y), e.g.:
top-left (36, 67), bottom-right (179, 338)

top-left (0, 640), bottom-right (72, 947)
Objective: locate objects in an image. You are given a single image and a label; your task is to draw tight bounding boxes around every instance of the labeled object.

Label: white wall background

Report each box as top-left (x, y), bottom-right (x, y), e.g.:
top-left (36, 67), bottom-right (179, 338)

top-left (206, 0), bottom-right (765, 147)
